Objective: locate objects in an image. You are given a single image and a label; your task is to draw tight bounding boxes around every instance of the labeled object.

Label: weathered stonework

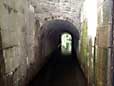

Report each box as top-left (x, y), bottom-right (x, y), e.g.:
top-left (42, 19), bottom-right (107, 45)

top-left (0, 0), bottom-right (84, 86)
top-left (0, 0), bottom-right (38, 85)
top-left (80, 0), bottom-right (112, 86)
top-left (30, 0), bottom-right (83, 28)
top-left (96, 0), bottom-right (112, 86)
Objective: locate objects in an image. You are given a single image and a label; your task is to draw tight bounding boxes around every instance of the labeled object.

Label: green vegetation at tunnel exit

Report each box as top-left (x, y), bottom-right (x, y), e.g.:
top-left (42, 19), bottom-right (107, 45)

top-left (61, 33), bottom-right (72, 55)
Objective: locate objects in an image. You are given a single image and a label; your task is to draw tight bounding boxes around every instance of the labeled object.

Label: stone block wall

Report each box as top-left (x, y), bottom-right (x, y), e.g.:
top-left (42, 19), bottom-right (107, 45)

top-left (0, 0), bottom-right (39, 85)
top-left (95, 0), bottom-right (112, 86)
top-left (0, 0), bottom-right (83, 86)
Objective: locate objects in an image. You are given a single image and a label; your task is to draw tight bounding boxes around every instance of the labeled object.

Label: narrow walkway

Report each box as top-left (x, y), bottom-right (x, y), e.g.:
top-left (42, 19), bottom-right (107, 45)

top-left (28, 48), bottom-right (87, 86)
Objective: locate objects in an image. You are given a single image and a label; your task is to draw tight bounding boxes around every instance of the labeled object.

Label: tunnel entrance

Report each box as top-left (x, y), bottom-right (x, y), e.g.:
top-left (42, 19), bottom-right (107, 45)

top-left (28, 20), bottom-right (87, 86)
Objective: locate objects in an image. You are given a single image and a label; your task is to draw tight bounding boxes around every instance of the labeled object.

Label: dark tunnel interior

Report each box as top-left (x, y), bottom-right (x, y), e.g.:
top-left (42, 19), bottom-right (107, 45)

top-left (28, 20), bottom-right (87, 86)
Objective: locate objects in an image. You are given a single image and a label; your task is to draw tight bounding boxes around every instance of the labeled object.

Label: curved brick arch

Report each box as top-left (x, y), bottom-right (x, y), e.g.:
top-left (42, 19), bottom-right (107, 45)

top-left (38, 19), bottom-right (79, 59)
top-left (29, 19), bottom-right (87, 86)
top-left (43, 16), bottom-right (75, 26)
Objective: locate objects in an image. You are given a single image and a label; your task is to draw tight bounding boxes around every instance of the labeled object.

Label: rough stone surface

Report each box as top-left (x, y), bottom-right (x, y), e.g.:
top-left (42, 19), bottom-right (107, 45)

top-left (30, 0), bottom-right (84, 28)
top-left (80, 0), bottom-right (112, 86)
top-left (0, 0), bottom-right (84, 86)
top-left (96, 0), bottom-right (112, 86)
top-left (0, 0), bottom-right (37, 85)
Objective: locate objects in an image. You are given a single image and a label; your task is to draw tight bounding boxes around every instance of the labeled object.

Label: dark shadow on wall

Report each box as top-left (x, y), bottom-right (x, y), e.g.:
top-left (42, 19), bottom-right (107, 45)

top-left (0, 27), bottom-right (5, 86)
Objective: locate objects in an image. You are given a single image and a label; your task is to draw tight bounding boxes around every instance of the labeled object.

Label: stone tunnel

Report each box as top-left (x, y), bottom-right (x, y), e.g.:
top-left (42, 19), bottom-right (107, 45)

top-left (0, 0), bottom-right (113, 86)
top-left (28, 19), bottom-right (87, 86)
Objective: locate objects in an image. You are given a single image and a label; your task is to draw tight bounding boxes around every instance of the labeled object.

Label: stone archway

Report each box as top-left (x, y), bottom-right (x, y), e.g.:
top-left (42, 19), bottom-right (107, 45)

top-left (39, 19), bottom-right (79, 59)
top-left (28, 19), bottom-right (87, 86)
